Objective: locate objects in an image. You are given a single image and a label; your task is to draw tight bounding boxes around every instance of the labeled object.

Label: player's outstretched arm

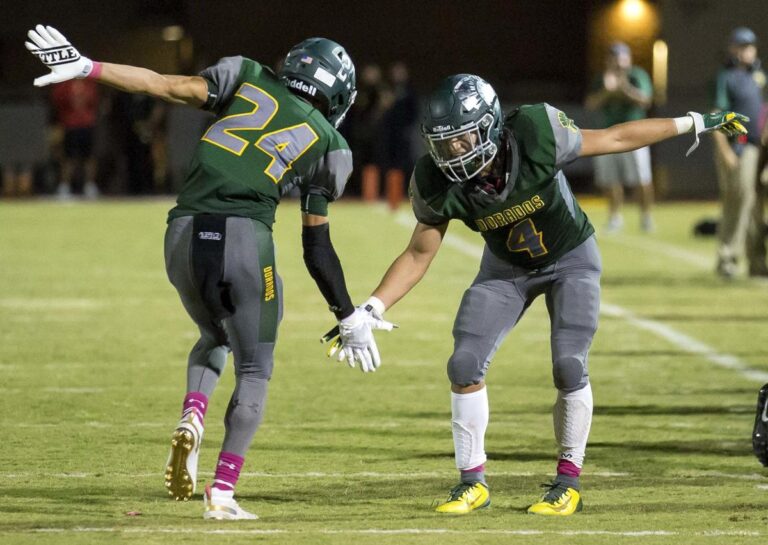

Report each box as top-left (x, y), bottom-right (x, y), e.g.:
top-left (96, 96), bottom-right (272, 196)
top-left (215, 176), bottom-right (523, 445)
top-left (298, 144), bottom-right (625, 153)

top-left (580, 111), bottom-right (748, 157)
top-left (96, 64), bottom-right (208, 108)
top-left (26, 24), bottom-right (207, 107)
top-left (319, 221), bottom-right (445, 365)
top-left (370, 221), bottom-right (448, 310)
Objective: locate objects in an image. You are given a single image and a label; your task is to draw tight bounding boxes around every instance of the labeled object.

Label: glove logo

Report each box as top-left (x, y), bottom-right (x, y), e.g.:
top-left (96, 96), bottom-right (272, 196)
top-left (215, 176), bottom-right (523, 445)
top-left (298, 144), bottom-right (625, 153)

top-left (35, 45), bottom-right (80, 66)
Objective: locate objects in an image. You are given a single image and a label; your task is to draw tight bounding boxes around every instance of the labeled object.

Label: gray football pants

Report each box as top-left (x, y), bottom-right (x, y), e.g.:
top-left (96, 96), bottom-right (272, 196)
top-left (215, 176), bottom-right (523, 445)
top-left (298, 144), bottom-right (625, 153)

top-left (164, 216), bottom-right (283, 456)
top-left (448, 235), bottom-right (601, 392)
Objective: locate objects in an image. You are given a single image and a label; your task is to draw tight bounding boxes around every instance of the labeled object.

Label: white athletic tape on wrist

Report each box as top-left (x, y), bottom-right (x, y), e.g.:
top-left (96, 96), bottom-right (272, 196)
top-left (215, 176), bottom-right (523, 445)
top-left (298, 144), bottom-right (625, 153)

top-left (673, 116), bottom-right (693, 135)
top-left (685, 112), bottom-right (705, 157)
top-left (364, 296), bottom-right (386, 315)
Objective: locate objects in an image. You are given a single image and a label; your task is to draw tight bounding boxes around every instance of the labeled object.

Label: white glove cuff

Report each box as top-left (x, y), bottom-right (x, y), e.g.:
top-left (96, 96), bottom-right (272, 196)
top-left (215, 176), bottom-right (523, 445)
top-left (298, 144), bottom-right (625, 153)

top-left (363, 296), bottom-right (386, 315)
top-left (78, 57), bottom-right (95, 78)
top-left (684, 112), bottom-right (705, 157)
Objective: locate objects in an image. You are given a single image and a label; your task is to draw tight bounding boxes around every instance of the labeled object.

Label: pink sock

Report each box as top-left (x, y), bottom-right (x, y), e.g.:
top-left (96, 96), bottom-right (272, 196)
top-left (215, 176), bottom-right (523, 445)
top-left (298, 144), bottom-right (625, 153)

top-left (557, 459), bottom-right (581, 477)
top-left (213, 452), bottom-right (244, 492)
top-left (182, 391), bottom-right (208, 421)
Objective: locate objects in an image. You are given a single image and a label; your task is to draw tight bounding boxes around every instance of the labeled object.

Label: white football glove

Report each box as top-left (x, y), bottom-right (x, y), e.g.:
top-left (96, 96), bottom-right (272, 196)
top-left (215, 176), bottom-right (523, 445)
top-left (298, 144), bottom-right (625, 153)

top-left (329, 298), bottom-right (395, 373)
top-left (25, 25), bottom-right (94, 87)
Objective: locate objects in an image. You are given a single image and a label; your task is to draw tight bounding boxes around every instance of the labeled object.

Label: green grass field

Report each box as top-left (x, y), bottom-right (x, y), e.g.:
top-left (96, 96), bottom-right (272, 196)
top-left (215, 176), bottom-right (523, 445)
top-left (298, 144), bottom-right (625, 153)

top-left (2, 198), bottom-right (768, 544)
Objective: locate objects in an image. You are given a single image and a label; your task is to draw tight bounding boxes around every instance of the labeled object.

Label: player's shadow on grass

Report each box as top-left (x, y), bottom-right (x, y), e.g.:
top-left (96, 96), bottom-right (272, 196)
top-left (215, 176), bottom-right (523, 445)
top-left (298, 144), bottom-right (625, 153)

top-left (638, 313), bottom-right (768, 323)
top-left (594, 404), bottom-right (753, 416)
top-left (588, 439), bottom-right (747, 457)
top-left (591, 349), bottom-right (697, 357)
top-left (592, 349), bottom-right (768, 359)
top-left (600, 274), bottom-right (723, 287)
top-left (410, 450), bottom-right (554, 462)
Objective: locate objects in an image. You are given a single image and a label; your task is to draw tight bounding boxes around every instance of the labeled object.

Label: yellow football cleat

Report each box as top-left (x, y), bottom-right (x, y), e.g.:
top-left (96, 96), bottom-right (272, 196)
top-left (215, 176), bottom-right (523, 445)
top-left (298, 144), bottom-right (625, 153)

top-left (527, 482), bottom-right (583, 516)
top-left (435, 481), bottom-right (490, 514)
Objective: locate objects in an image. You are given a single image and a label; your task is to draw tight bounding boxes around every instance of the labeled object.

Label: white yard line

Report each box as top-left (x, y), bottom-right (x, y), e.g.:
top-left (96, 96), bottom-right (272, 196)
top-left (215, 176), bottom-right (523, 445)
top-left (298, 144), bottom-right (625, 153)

top-left (23, 527), bottom-right (762, 537)
top-left (392, 212), bottom-right (768, 383)
top-left (6, 469), bottom-right (768, 481)
top-left (601, 304), bottom-right (768, 382)
top-left (0, 470), bottom-right (628, 480)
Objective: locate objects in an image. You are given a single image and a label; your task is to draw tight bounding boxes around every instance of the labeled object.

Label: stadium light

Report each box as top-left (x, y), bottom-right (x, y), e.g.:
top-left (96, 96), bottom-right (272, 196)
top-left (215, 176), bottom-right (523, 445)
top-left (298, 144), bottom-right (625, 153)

top-left (620, 0), bottom-right (646, 21)
top-left (653, 39), bottom-right (668, 106)
top-left (162, 25), bottom-right (185, 42)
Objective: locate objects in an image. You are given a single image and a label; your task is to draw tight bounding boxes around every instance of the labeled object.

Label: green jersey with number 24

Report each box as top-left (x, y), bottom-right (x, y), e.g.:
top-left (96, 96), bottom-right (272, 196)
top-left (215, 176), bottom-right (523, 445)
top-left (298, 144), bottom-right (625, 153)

top-left (410, 103), bottom-right (594, 269)
top-left (168, 56), bottom-right (352, 228)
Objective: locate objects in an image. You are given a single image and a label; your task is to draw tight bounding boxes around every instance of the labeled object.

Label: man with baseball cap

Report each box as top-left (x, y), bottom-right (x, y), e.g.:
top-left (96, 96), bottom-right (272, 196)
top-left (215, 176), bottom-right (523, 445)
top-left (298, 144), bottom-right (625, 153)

top-left (713, 27), bottom-right (767, 278)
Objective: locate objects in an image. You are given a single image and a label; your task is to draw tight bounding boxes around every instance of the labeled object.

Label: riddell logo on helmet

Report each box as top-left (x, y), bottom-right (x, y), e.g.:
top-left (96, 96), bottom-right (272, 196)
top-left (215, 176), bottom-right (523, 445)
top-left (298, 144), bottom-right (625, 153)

top-left (432, 125), bottom-right (453, 132)
top-left (286, 78), bottom-right (317, 97)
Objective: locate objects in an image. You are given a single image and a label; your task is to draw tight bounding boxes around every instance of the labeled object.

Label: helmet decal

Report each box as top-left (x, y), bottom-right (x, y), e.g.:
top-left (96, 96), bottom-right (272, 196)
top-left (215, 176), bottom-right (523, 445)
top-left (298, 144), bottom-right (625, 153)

top-left (334, 46), bottom-right (353, 82)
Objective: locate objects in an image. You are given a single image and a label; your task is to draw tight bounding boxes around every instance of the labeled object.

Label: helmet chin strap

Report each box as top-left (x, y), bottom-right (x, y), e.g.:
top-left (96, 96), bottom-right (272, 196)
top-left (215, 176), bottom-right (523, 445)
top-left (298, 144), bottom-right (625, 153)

top-left (468, 130), bottom-right (517, 198)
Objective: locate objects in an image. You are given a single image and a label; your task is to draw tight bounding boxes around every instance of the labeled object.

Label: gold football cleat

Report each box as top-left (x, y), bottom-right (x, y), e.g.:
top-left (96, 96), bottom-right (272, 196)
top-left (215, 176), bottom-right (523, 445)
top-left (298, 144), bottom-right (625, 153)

top-left (527, 482), bottom-right (583, 516)
top-left (435, 481), bottom-right (490, 514)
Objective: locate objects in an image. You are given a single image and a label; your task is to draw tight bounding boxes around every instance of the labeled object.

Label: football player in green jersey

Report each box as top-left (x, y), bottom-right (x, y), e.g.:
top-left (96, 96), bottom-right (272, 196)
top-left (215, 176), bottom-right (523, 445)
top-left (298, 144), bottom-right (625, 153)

top-left (27, 24), bottom-right (393, 520)
top-left (336, 74), bottom-right (747, 515)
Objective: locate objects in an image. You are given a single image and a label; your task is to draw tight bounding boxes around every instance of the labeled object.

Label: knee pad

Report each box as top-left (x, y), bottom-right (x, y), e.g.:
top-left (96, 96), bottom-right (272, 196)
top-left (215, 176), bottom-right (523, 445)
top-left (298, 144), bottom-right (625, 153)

top-left (552, 355), bottom-right (588, 392)
top-left (206, 345), bottom-right (228, 375)
top-left (447, 350), bottom-right (485, 387)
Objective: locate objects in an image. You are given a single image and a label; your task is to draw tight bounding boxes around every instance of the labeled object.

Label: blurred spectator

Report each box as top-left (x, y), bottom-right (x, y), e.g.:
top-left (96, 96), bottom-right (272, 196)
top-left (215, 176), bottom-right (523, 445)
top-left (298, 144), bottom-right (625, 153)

top-left (348, 64), bottom-right (388, 200)
top-left (585, 42), bottom-right (654, 232)
top-left (112, 93), bottom-right (167, 194)
top-left (0, 100), bottom-right (47, 197)
top-left (50, 79), bottom-right (100, 199)
top-left (712, 27), bottom-right (767, 279)
top-left (380, 61), bottom-right (419, 208)
top-left (2, 164), bottom-right (33, 197)
top-left (753, 114), bottom-right (768, 276)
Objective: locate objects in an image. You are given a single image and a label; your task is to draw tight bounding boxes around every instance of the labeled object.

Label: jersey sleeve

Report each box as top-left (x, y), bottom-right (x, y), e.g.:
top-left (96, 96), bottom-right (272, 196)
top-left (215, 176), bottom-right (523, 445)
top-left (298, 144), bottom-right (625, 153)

top-left (302, 146), bottom-right (353, 203)
top-left (199, 56), bottom-right (247, 115)
top-left (409, 171), bottom-right (449, 225)
top-left (543, 104), bottom-right (583, 169)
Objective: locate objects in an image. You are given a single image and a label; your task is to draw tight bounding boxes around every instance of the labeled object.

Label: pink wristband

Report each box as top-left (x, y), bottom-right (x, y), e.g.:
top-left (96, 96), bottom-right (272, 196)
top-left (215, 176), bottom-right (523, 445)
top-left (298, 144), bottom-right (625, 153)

top-left (87, 61), bottom-right (103, 80)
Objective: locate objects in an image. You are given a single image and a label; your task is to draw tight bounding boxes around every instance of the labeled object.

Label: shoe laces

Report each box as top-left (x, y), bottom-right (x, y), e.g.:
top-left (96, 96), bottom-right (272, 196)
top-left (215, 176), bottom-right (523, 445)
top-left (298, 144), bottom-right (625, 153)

top-left (539, 481), bottom-right (570, 503)
top-left (447, 481), bottom-right (479, 501)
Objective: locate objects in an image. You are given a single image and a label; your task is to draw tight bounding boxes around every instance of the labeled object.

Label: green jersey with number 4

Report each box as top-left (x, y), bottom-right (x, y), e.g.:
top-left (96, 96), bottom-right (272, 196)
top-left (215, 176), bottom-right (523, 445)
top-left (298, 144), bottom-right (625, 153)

top-left (168, 56), bottom-right (353, 227)
top-left (410, 103), bottom-right (594, 269)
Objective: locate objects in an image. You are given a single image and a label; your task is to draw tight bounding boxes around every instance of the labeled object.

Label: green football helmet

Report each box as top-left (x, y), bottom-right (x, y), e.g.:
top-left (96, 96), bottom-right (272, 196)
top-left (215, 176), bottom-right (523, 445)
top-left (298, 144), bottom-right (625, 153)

top-left (280, 37), bottom-right (357, 128)
top-left (421, 74), bottom-right (503, 183)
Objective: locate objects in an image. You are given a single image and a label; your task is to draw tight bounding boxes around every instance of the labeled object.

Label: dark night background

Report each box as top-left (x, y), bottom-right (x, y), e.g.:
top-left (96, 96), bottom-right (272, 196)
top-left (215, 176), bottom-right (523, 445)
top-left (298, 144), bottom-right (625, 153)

top-left (2, 0), bottom-right (768, 197)
top-left (0, 0), bottom-right (594, 101)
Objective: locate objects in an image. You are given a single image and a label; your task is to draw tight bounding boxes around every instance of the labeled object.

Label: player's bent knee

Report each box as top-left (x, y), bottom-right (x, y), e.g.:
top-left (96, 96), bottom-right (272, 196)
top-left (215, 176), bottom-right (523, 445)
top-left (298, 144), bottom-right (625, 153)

top-left (447, 350), bottom-right (485, 387)
top-left (552, 356), bottom-right (588, 392)
top-left (236, 345), bottom-right (275, 380)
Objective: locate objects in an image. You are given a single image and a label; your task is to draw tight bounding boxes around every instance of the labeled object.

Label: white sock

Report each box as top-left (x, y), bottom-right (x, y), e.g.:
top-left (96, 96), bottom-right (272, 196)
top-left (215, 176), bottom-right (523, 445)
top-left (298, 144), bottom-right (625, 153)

top-left (451, 387), bottom-right (489, 470)
top-left (210, 486), bottom-right (234, 500)
top-left (553, 384), bottom-right (593, 468)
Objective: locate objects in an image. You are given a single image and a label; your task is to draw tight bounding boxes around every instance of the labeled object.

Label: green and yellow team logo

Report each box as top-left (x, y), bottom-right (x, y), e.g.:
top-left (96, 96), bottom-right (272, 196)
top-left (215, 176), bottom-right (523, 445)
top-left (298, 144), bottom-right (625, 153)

top-left (557, 111), bottom-right (578, 133)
